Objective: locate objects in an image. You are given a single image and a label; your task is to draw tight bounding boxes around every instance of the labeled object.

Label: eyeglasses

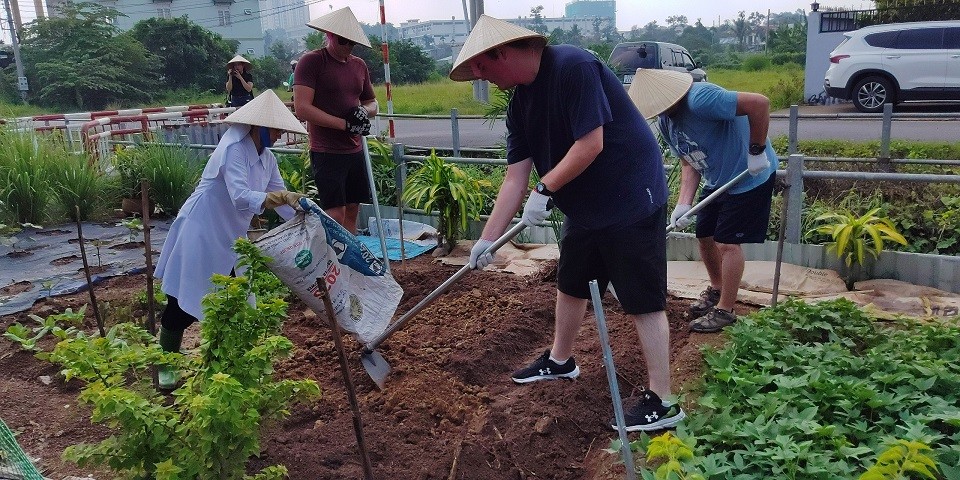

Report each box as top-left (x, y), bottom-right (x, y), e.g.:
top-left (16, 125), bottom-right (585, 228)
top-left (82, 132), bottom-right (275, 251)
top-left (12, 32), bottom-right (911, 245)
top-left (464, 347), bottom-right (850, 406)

top-left (336, 36), bottom-right (356, 46)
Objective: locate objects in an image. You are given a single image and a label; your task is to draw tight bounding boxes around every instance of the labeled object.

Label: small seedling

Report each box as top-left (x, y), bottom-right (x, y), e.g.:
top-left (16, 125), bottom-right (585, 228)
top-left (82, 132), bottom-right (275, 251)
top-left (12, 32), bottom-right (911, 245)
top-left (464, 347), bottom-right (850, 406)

top-left (88, 238), bottom-right (109, 268)
top-left (117, 218), bottom-right (144, 243)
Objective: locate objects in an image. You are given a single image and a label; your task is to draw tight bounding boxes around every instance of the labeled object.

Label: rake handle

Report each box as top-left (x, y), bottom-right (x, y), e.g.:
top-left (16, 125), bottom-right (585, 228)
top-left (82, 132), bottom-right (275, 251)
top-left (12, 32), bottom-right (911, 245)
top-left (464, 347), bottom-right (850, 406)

top-left (362, 221), bottom-right (528, 352)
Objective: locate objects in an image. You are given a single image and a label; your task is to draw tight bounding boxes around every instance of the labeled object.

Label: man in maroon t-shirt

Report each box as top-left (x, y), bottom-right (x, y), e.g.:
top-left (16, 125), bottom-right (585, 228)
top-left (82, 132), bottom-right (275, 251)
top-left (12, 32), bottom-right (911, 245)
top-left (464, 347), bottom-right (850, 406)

top-left (294, 7), bottom-right (378, 234)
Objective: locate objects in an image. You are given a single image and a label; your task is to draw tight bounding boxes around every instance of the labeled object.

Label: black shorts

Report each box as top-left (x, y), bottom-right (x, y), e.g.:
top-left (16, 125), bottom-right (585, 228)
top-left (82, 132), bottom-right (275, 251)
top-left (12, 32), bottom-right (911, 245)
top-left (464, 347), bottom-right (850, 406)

top-left (310, 151), bottom-right (372, 209)
top-left (557, 206), bottom-right (667, 315)
top-left (695, 173), bottom-right (775, 244)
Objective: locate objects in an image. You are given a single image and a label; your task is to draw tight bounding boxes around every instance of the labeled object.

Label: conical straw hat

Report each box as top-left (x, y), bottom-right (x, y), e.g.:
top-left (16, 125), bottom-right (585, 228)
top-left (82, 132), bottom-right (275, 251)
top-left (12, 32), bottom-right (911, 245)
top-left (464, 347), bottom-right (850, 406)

top-left (227, 55), bottom-right (251, 66)
top-left (306, 7), bottom-right (371, 48)
top-left (627, 69), bottom-right (693, 119)
top-left (449, 15), bottom-right (547, 81)
top-left (224, 90), bottom-right (307, 134)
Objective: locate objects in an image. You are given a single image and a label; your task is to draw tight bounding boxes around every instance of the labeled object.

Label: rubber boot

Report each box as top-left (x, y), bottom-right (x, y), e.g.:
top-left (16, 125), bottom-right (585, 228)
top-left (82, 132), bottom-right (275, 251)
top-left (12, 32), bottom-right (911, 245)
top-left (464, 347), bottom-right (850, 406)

top-left (157, 327), bottom-right (183, 390)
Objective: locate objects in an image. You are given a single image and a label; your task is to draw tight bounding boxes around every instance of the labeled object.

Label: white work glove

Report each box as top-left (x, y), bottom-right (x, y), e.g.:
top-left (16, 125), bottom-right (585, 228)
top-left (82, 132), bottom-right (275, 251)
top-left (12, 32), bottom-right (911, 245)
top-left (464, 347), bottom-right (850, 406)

top-left (469, 239), bottom-right (495, 270)
top-left (521, 190), bottom-right (552, 227)
top-left (670, 203), bottom-right (693, 230)
top-left (747, 153), bottom-right (770, 176)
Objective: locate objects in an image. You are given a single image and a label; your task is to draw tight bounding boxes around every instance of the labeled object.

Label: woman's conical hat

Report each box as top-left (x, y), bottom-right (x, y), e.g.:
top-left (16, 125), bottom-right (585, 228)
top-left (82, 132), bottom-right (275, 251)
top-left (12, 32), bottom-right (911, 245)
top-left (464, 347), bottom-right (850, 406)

top-left (224, 90), bottom-right (307, 134)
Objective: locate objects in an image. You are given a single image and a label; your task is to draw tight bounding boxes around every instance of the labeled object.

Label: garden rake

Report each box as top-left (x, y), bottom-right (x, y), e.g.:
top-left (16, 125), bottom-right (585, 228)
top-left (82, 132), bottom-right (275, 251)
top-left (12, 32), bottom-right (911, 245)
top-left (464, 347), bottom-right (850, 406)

top-left (361, 221), bottom-right (530, 389)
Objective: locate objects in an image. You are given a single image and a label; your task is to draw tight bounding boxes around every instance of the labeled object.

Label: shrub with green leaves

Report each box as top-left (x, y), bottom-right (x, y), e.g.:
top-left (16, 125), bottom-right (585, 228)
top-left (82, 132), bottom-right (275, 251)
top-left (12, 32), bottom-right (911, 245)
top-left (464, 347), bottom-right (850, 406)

top-left (47, 150), bottom-right (109, 221)
top-left (3, 238), bottom-right (318, 479)
top-left (402, 150), bottom-right (491, 250)
top-left (679, 298), bottom-right (960, 479)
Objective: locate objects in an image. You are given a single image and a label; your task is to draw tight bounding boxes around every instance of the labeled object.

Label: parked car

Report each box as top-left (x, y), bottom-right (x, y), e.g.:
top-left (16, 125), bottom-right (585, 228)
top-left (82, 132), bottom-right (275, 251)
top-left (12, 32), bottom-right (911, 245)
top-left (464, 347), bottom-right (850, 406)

top-left (607, 41), bottom-right (707, 85)
top-left (824, 20), bottom-right (960, 113)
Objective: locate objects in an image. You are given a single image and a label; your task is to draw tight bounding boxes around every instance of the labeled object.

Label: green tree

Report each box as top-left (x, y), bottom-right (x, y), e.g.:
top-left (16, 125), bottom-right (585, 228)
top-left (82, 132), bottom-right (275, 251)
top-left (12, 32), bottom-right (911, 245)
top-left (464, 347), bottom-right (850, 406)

top-left (356, 38), bottom-right (435, 84)
top-left (733, 11), bottom-right (751, 51)
top-left (768, 22), bottom-right (806, 54)
top-left (128, 16), bottom-right (237, 93)
top-left (249, 55), bottom-right (286, 90)
top-left (20, 2), bottom-right (158, 110)
top-left (529, 5), bottom-right (548, 35)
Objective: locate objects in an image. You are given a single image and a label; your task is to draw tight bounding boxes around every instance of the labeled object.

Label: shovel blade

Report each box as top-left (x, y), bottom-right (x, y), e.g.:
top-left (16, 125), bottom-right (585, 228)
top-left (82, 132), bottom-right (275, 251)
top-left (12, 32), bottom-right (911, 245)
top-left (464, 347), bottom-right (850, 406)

top-left (361, 350), bottom-right (391, 389)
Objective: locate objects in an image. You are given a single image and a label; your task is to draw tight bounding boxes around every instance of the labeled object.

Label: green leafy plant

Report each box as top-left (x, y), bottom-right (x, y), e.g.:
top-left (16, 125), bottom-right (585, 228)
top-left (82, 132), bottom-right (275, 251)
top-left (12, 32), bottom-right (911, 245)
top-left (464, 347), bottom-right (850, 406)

top-left (367, 137), bottom-right (398, 206)
top-left (643, 432), bottom-right (707, 480)
top-left (111, 145), bottom-right (145, 200)
top-left (860, 440), bottom-right (939, 480)
top-left (117, 217), bottom-right (143, 242)
top-left (402, 150), bottom-right (491, 251)
top-left (3, 306), bottom-right (85, 352)
top-left (811, 207), bottom-right (908, 289)
top-left (676, 298), bottom-right (960, 479)
top-left (4, 238), bottom-right (318, 479)
top-left (0, 148), bottom-right (54, 224)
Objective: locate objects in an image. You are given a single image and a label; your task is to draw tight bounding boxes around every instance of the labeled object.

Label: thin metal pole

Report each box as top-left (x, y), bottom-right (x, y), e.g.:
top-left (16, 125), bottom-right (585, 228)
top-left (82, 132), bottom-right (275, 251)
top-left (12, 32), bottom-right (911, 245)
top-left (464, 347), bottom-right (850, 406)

top-left (378, 0), bottom-right (395, 139)
top-left (879, 102), bottom-right (893, 172)
top-left (771, 179), bottom-right (790, 307)
top-left (788, 105), bottom-right (798, 155)
top-left (316, 278), bottom-right (375, 480)
top-left (588, 280), bottom-right (637, 480)
top-left (392, 142), bottom-right (406, 264)
top-left (3, 0), bottom-right (28, 103)
top-left (785, 154), bottom-right (804, 243)
top-left (362, 136), bottom-right (391, 273)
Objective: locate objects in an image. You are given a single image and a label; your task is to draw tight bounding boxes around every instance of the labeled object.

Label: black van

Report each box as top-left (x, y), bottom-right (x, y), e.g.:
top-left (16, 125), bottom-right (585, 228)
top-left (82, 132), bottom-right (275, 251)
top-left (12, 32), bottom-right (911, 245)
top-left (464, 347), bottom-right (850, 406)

top-left (608, 41), bottom-right (707, 85)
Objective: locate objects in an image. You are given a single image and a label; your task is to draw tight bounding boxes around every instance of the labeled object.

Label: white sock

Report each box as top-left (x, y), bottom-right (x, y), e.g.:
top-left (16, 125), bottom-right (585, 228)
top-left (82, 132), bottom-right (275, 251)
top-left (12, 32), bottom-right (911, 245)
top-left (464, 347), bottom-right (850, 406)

top-left (549, 355), bottom-right (567, 365)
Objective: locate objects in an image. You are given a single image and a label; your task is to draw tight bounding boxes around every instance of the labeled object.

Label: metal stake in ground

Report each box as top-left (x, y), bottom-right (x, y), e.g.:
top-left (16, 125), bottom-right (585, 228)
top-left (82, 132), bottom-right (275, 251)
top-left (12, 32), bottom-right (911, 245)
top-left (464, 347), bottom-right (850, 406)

top-left (315, 277), bottom-right (375, 480)
top-left (771, 178), bottom-right (790, 306)
top-left (588, 280), bottom-right (638, 480)
top-left (362, 136), bottom-right (391, 273)
top-left (75, 207), bottom-right (105, 337)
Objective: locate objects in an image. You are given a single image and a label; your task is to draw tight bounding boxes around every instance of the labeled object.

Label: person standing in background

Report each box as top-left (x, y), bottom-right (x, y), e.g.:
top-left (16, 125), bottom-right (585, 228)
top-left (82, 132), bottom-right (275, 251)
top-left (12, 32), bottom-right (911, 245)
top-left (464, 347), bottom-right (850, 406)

top-left (293, 7), bottom-right (377, 234)
top-left (225, 55), bottom-right (254, 108)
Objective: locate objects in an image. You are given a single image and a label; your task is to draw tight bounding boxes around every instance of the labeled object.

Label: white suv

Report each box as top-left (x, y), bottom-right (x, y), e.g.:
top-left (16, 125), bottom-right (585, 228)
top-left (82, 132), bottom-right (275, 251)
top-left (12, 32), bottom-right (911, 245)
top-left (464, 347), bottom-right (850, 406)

top-left (824, 20), bottom-right (960, 113)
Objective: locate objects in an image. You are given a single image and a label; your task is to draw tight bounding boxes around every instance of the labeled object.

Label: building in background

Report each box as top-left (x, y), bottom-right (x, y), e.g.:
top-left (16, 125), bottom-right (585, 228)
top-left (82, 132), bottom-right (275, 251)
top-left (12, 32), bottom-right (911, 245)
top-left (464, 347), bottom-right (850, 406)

top-left (259, 0), bottom-right (311, 51)
top-left (399, 0), bottom-right (616, 60)
top-left (44, 0), bottom-right (268, 55)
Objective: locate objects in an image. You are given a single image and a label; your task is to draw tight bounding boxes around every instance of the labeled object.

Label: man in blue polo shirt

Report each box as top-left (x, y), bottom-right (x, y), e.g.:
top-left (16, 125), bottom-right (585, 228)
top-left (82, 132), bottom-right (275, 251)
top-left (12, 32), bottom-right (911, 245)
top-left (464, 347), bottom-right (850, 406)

top-left (628, 69), bottom-right (777, 333)
top-left (449, 16), bottom-right (684, 433)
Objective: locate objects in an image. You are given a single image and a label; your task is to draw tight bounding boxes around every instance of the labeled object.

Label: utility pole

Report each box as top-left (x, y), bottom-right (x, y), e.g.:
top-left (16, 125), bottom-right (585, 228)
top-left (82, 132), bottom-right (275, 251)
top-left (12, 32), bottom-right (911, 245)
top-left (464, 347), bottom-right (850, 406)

top-left (3, 0), bottom-right (28, 103)
top-left (469, 0), bottom-right (488, 103)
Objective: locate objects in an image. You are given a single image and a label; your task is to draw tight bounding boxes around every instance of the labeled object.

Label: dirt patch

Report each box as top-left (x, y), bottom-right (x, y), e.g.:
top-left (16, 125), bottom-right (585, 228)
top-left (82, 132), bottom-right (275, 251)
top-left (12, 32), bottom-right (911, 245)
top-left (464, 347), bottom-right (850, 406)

top-left (109, 241), bottom-right (145, 250)
top-left (50, 255), bottom-right (80, 266)
top-left (0, 256), bottom-right (751, 480)
top-left (1, 281), bottom-right (32, 295)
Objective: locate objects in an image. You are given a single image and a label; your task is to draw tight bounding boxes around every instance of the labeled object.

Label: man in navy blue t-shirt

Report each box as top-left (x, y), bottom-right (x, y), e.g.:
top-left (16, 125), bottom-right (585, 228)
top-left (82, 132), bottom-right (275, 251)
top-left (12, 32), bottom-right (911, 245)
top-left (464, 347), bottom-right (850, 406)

top-left (449, 15), bottom-right (684, 433)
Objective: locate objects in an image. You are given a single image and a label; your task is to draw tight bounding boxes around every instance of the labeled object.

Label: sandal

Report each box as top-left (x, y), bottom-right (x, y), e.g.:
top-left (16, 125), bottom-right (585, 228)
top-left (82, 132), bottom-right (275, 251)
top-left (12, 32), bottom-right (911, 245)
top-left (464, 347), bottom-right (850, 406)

top-left (690, 308), bottom-right (737, 333)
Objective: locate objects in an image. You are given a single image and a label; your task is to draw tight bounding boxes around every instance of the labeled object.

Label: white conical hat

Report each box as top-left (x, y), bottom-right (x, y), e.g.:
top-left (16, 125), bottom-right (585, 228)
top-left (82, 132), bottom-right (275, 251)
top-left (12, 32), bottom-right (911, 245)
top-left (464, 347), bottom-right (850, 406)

top-left (224, 90), bottom-right (307, 134)
top-left (227, 55), bottom-right (251, 66)
top-left (449, 15), bottom-right (547, 82)
top-left (627, 69), bottom-right (693, 119)
top-left (306, 7), bottom-right (371, 48)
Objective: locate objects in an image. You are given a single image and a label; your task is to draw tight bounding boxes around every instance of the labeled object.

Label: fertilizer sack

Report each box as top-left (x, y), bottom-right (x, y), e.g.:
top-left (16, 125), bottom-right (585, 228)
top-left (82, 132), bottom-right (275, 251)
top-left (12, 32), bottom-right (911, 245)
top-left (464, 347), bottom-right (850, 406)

top-left (254, 200), bottom-right (402, 344)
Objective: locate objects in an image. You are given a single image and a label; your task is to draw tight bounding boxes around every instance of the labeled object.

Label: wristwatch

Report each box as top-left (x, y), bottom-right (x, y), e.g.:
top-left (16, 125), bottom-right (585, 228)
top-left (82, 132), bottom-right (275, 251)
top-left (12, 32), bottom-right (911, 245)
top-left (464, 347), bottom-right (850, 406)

top-left (534, 181), bottom-right (553, 196)
top-left (748, 143), bottom-right (765, 156)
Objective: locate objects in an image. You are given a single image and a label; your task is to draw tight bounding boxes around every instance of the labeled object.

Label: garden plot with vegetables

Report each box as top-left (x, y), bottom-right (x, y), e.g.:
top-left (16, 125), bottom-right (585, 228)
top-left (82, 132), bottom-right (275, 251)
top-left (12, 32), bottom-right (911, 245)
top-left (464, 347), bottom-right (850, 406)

top-left (1, 134), bottom-right (960, 478)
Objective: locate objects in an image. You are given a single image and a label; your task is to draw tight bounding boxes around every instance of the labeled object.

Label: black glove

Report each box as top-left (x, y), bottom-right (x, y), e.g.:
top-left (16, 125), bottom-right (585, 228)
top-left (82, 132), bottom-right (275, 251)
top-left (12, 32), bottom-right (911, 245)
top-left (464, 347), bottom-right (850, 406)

top-left (344, 106), bottom-right (371, 136)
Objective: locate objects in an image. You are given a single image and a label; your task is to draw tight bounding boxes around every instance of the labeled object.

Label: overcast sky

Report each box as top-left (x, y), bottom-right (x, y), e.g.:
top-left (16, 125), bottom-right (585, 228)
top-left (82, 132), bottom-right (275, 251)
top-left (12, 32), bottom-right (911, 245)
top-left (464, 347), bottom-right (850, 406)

top-left (310, 1), bottom-right (875, 31)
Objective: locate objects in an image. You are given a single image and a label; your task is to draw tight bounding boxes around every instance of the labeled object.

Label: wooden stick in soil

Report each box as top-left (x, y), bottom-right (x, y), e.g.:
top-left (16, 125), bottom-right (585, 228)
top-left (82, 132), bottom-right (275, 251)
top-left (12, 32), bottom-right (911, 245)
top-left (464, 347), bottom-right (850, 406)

top-left (75, 206), bottom-right (105, 337)
top-left (771, 181), bottom-right (790, 307)
top-left (315, 278), bottom-right (375, 480)
top-left (141, 179), bottom-right (156, 335)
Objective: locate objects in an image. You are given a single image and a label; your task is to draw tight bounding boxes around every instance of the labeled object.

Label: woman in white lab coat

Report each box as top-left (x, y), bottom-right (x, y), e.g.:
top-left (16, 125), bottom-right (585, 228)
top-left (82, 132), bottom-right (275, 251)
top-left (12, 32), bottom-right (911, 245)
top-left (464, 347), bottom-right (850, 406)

top-left (154, 89), bottom-right (306, 388)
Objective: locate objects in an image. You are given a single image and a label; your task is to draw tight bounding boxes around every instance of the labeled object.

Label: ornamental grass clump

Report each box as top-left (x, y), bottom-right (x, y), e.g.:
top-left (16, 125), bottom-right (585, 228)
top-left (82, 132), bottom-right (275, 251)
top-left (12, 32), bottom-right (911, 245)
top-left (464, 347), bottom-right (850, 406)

top-left (139, 144), bottom-right (202, 216)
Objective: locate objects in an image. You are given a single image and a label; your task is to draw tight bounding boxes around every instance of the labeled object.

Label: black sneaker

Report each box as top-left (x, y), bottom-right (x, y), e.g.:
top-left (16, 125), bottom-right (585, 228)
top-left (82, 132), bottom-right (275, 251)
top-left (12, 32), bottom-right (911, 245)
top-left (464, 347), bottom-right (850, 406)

top-left (610, 389), bottom-right (686, 432)
top-left (511, 350), bottom-right (580, 384)
top-left (689, 286), bottom-right (721, 318)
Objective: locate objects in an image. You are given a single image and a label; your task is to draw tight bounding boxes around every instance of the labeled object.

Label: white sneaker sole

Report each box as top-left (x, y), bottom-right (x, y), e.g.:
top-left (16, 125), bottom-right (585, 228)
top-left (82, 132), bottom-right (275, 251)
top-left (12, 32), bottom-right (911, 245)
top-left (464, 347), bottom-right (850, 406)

top-left (511, 365), bottom-right (581, 384)
top-left (611, 409), bottom-right (686, 432)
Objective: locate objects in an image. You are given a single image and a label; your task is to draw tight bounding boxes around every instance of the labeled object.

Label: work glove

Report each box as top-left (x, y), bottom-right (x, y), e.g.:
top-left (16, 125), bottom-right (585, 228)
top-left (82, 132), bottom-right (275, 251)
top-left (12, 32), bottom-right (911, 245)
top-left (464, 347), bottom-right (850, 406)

top-left (263, 190), bottom-right (305, 210)
top-left (344, 106), bottom-right (371, 136)
top-left (670, 203), bottom-right (693, 230)
top-left (469, 239), bottom-right (495, 270)
top-left (747, 152), bottom-right (770, 176)
top-left (521, 190), bottom-right (552, 227)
